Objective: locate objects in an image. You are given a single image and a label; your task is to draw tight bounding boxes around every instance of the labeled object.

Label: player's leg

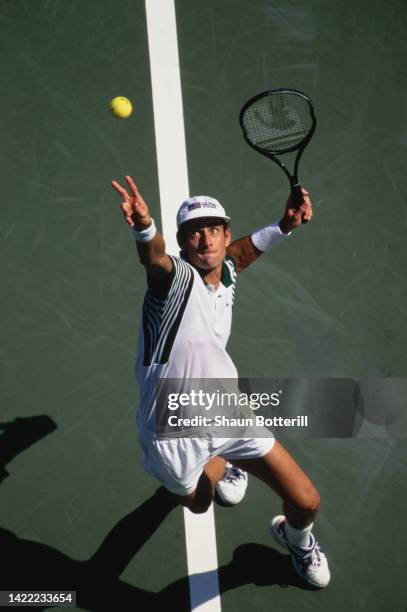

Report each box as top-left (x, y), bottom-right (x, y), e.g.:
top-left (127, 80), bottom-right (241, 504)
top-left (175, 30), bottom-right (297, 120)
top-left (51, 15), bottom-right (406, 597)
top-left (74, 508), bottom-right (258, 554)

top-left (230, 440), bottom-right (319, 527)
top-left (177, 455), bottom-right (226, 514)
top-left (229, 440), bottom-right (330, 587)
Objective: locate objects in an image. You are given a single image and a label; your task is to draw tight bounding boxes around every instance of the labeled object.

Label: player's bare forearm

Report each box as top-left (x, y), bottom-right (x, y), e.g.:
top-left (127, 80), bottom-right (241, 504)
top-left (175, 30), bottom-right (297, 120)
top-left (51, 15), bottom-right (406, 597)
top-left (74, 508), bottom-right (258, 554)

top-left (136, 232), bottom-right (173, 278)
top-left (230, 189), bottom-right (313, 272)
top-left (112, 175), bottom-right (173, 279)
top-left (226, 236), bottom-right (262, 273)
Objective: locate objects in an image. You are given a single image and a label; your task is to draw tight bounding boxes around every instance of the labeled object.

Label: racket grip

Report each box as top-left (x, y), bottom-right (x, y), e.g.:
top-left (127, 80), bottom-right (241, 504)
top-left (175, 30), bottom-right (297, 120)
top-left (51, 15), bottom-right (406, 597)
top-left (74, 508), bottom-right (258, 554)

top-left (291, 183), bottom-right (308, 224)
top-left (291, 183), bottom-right (303, 207)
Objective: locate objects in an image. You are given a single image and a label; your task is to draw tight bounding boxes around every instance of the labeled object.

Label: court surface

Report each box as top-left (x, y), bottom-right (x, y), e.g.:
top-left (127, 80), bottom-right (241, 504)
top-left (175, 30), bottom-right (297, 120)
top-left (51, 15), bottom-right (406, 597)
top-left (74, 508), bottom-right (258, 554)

top-left (1, 1), bottom-right (407, 610)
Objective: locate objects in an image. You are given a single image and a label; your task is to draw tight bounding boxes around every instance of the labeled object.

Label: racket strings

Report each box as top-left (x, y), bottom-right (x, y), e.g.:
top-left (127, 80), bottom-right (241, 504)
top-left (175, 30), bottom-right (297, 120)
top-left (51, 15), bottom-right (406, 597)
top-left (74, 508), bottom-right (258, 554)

top-left (242, 94), bottom-right (312, 153)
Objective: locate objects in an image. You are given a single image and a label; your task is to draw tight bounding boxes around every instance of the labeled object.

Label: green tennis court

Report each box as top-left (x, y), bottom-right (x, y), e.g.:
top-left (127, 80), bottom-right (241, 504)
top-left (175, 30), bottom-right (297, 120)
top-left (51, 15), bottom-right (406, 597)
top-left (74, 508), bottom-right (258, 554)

top-left (1, 1), bottom-right (406, 610)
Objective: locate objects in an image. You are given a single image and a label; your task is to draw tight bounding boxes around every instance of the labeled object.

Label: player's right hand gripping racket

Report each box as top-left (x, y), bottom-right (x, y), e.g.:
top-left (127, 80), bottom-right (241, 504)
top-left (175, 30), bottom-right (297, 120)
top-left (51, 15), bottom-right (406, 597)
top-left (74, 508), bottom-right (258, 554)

top-left (239, 88), bottom-right (316, 215)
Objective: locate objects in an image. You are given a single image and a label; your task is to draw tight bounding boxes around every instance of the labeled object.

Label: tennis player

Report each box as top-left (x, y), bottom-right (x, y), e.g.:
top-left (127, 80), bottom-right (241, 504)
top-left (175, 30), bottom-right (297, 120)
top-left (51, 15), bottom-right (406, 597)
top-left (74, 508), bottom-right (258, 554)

top-left (112, 176), bottom-right (330, 588)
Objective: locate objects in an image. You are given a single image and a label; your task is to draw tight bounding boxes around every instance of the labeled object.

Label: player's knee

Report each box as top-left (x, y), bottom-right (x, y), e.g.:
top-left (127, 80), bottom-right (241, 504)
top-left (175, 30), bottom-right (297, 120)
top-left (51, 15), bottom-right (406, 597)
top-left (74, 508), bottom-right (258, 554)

top-left (185, 473), bottom-right (215, 514)
top-left (185, 488), bottom-right (213, 514)
top-left (187, 498), bottom-right (212, 514)
top-left (308, 487), bottom-right (321, 512)
top-left (294, 485), bottom-right (320, 514)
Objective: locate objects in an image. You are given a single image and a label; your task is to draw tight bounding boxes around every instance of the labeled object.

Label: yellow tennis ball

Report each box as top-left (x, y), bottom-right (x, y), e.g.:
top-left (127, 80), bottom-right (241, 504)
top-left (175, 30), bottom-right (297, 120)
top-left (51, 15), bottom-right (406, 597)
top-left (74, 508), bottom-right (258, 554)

top-left (109, 96), bottom-right (133, 119)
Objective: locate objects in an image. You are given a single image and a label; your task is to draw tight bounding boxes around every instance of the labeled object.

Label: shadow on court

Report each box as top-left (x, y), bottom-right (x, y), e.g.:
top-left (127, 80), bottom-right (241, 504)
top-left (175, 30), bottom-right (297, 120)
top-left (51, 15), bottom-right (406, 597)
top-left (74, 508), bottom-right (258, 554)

top-left (1, 417), bottom-right (313, 611)
top-left (0, 416), bottom-right (57, 484)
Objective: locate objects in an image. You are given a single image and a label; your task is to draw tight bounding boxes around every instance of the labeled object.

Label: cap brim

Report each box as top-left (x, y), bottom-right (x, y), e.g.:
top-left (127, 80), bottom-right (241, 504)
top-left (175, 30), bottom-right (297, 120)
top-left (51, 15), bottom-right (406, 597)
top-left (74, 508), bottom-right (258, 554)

top-left (178, 215), bottom-right (230, 229)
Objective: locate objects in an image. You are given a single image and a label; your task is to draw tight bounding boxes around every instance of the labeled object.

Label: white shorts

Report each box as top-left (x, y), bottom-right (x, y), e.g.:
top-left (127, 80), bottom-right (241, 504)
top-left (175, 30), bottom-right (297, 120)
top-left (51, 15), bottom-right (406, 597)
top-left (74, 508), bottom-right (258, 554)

top-left (137, 424), bottom-right (275, 496)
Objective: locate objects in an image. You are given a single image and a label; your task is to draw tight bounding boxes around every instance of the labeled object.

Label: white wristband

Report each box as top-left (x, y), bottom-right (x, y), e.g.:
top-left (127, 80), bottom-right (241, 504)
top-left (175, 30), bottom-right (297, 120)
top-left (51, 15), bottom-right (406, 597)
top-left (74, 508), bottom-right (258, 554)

top-left (251, 222), bottom-right (290, 252)
top-left (132, 219), bottom-right (157, 242)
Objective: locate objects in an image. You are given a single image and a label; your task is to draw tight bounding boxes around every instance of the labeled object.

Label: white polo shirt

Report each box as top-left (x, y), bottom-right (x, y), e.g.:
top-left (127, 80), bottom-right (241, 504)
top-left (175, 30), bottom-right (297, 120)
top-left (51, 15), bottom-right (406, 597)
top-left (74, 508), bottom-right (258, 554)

top-left (135, 255), bottom-right (238, 431)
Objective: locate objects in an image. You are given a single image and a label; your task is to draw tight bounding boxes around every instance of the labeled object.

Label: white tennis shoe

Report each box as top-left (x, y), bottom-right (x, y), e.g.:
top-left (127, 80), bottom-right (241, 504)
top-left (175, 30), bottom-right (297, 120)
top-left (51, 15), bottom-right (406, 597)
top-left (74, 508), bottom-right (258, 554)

top-left (270, 515), bottom-right (331, 588)
top-left (215, 462), bottom-right (248, 505)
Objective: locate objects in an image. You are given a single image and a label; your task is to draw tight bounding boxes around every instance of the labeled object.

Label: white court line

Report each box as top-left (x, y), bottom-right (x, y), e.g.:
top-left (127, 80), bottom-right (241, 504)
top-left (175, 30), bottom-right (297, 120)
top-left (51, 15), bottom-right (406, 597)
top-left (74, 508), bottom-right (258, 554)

top-left (145, 0), bottom-right (188, 255)
top-left (144, 1), bottom-right (222, 611)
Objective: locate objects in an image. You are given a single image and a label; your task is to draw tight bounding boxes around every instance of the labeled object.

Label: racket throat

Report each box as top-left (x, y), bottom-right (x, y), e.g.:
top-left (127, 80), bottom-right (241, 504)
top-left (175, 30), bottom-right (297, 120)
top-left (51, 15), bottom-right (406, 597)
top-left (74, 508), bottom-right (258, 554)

top-left (270, 157), bottom-right (302, 206)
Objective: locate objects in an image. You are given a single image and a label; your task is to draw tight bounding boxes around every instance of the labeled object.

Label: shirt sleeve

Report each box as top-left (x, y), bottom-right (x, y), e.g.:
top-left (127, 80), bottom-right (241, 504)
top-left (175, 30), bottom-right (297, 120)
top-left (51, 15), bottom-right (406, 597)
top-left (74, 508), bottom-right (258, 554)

top-left (146, 255), bottom-right (192, 300)
top-left (147, 261), bottom-right (175, 299)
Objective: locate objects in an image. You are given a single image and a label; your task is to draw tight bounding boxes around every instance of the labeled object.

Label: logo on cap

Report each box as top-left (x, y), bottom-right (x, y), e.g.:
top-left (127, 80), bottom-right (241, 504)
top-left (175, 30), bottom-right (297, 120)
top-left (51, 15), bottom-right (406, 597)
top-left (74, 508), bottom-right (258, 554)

top-left (187, 202), bottom-right (202, 211)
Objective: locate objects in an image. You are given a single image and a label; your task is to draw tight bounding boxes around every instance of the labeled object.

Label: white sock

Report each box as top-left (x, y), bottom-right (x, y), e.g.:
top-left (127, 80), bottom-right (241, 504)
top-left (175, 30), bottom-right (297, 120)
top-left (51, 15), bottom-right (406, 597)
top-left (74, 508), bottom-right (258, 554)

top-left (284, 520), bottom-right (313, 549)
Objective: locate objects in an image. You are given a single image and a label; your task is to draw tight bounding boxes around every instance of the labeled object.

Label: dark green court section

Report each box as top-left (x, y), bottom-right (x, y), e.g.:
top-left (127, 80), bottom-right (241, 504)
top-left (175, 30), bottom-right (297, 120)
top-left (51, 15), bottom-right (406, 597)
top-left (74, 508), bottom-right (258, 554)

top-left (1, 1), bottom-right (407, 611)
top-left (0, 1), bottom-right (189, 609)
top-left (176, 1), bottom-right (407, 611)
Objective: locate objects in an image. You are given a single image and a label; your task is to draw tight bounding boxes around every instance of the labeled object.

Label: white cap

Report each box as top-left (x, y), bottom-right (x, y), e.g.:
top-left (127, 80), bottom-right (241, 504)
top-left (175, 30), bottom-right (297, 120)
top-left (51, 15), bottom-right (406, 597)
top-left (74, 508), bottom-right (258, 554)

top-left (176, 196), bottom-right (230, 229)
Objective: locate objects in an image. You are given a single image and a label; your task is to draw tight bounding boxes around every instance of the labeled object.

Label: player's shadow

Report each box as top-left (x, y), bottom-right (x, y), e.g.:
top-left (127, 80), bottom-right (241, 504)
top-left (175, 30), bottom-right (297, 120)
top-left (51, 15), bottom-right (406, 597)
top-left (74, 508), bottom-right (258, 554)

top-left (0, 415), bottom-right (57, 484)
top-left (1, 518), bottom-right (310, 611)
top-left (0, 487), bottom-right (189, 611)
top-left (0, 416), bottom-right (313, 611)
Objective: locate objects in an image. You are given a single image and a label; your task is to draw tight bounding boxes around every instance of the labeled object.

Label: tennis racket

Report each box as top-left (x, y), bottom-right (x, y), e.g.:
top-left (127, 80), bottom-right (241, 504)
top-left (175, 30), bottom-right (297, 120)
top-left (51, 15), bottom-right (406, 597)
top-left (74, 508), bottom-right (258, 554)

top-left (239, 88), bottom-right (316, 215)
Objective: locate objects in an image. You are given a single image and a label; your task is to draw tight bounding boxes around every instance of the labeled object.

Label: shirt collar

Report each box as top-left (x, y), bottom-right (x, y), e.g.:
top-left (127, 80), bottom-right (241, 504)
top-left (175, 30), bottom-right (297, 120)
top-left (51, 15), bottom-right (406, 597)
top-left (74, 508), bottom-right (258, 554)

top-left (180, 252), bottom-right (233, 289)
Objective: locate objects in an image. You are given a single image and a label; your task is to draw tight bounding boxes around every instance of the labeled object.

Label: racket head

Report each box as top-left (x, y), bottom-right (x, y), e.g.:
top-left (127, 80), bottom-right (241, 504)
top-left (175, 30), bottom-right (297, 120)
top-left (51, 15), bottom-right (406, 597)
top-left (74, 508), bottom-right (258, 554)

top-left (239, 88), bottom-right (316, 156)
